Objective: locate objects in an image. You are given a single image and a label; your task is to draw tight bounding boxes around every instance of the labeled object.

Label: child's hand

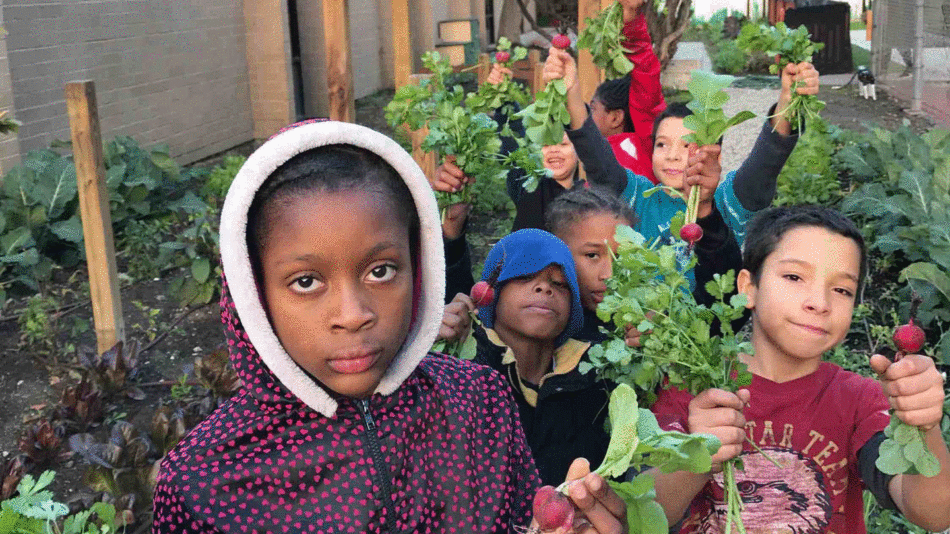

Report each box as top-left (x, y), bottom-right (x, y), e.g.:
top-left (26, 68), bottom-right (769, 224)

top-left (441, 202), bottom-right (470, 240)
top-left (486, 63), bottom-right (513, 85)
top-left (619, 0), bottom-right (645, 22)
top-left (870, 353), bottom-right (946, 431)
top-left (774, 61), bottom-right (820, 134)
top-left (431, 155), bottom-right (472, 193)
top-left (542, 47), bottom-right (577, 91)
top-left (531, 458), bottom-right (628, 534)
top-left (624, 311), bottom-right (655, 347)
top-left (688, 388), bottom-right (751, 472)
top-left (438, 293), bottom-right (476, 342)
top-left (684, 144), bottom-right (722, 219)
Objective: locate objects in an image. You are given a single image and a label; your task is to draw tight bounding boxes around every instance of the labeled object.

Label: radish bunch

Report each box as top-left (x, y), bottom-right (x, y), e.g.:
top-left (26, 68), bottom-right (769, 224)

top-left (514, 34), bottom-right (573, 147)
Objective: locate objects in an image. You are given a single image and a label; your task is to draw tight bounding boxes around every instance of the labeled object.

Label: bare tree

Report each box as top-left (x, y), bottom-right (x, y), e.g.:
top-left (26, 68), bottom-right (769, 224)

top-left (645, 0), bottom-right (693, 71)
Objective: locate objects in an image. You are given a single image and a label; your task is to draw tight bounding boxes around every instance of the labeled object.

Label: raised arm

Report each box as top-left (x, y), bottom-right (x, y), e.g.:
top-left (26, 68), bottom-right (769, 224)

top-left (622, 2), bottom-right (666, 141)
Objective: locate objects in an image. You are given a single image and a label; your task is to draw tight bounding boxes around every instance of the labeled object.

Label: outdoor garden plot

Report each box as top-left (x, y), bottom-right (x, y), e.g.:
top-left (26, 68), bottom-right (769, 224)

top-left (0, 16), bottom-right (949, 534)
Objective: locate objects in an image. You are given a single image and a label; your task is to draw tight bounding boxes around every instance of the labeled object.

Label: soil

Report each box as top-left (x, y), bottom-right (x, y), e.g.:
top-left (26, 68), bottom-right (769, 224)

top-left (0, 74), bottom-right (938, 521)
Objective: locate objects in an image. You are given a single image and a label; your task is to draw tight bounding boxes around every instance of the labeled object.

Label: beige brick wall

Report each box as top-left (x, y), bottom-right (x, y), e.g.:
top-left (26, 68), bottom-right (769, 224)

top-left (1, 0), bottom-right (253, 170)
top-left (0, 9), bottom-right (21, 174)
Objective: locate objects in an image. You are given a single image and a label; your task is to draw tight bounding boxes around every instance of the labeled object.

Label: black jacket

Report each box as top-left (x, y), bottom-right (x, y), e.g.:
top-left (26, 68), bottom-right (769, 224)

top-left (472, 325), bottom-right (612, 486)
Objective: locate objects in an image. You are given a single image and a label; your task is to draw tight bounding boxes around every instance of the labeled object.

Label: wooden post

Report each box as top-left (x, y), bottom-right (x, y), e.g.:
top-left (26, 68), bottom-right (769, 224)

top-left (392, 0), bottom-right (412, 88)
top-left (529, 49), bottom-right (545, 95)
top-left (409, 74), bottom-right (436, 181)
top-left (65, 81), bottom-right (124, 355)
top-left (476, 53), bottom-right (491, 85)
top-left (322, 0), bottom-right (355, 122)
top-left (577, 0), bottom-right (613, 103)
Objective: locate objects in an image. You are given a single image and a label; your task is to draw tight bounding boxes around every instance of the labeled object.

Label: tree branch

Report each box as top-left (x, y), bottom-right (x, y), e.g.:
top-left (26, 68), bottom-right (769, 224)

top-left (513, 0), bottom-right (553, 43)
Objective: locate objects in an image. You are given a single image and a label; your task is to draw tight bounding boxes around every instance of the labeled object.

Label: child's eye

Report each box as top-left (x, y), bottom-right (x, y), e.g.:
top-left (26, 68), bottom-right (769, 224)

top-left (835, 287), bottom-right (855, 298)
top-left (783, 274), bottom-right (802, 282)
top-left (367, 263), bottom-right (398, 282)
top-left (585, 252), bottom-right (600, 260)
top-left (290, 275), bottom-right (323, 294)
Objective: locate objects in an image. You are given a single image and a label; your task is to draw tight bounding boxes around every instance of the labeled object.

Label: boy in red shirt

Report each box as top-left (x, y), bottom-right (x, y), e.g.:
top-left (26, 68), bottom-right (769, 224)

top-left (650, 205), bottom-right (950, 533)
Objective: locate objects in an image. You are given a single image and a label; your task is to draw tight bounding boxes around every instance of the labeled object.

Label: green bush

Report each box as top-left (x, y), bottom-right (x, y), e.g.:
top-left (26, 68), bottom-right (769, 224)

top-left (713, 40), bottom-right (749, 74)
top-left (201, 154), bottom-right (246, 206)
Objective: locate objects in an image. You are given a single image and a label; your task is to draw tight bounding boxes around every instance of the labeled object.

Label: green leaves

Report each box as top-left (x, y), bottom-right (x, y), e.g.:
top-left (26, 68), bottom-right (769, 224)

top-left (681, 70), bottom-right (756, 147)
top-left (597, 384), bottom-right (642, 479)
top-left (576, 2), bottom-right (633, 80)
top-left (876, 416), bottom-right (941, 477)
top-left (516, 79), bottom-right (571, 147)
top-left (585, 225), bottom-right (753, 404)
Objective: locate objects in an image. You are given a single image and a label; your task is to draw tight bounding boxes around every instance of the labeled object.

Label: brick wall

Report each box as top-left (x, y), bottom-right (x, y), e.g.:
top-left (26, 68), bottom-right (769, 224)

top-left (0, 8), bottom-right (20, 172)
top-left (1, 0), bottom-right (253, 173)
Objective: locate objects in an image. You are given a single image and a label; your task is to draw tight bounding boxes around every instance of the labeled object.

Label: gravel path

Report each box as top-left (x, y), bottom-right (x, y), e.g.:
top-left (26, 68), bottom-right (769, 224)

top-left (720, 87), bottom-right (783, 171)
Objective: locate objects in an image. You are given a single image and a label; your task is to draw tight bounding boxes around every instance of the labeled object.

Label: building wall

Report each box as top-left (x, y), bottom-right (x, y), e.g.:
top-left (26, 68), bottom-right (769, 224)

top-left (0, 9), bottom-right (20, 173)
top-left (1, 0), bottom-right (253, 172)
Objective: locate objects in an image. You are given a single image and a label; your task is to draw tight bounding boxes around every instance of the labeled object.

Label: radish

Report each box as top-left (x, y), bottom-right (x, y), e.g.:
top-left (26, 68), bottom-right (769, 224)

top-left (679, 223), bottom-right (703, 245)
top-left (532, 485), bottom-right (574, 531)
top-left (495, 51), bottom-right (511, 63)
top-left (893, 319), bottom-right (925, 355)
top-left (551, 34), bottom-right (571, 50)
top-left (470, 281), bottom-right (495, 308)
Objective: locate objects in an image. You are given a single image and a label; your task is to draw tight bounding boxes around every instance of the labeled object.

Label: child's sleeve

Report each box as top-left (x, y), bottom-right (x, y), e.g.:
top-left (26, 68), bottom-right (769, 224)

top-left (444, 232), bottom-right (475, 304)
top-left (692, 205), bottom-right (744, 310)
top-left (850, 377), bottom-right (896, 509)
top-left (650, 386), bottom-right (694, 434)
top-left (152, 481), bottom-right (220, 533)
top-left (565, 113), bottom-right (629, 197)
top-left (623, 12), bottom-right (666, 147)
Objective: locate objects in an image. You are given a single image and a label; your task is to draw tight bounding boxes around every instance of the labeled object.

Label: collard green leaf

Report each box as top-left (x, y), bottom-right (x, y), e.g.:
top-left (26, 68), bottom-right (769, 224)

top-left (900, 262), bottom-right (950, 303)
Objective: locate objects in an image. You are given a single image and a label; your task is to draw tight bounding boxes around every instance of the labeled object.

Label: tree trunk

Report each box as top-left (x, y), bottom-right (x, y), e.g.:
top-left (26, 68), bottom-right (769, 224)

top-left (645, 0), bottom-right (693, 71)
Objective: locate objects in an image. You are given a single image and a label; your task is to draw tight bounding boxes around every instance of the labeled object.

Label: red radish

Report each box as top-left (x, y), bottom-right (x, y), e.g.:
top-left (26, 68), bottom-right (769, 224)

top-left (532, 485), bottom-right (574, 531)
top-left (680, 223), bottom-right (703, 245)
top-left (470, 281), bottom-right (494, 307)
top-left (495, 51), bottom-right (511, 63)
top-left (893, 320), bottom-right (925, 354)
top-left (551, 34), bottom-right (571, 50)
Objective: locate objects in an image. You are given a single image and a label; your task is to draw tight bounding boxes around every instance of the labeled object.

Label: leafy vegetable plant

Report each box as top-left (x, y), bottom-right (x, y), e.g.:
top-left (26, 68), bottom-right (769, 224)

top-left (514, 78), bottom-right (570, 148)
top-left (543, 383), bottom-right (720, 534)
top-left (584, 226), bottom-right (755, 533)
top-left (0, 470), bottom-right (124, 534)
top-left (576, 2), bottom-right (634, 80)
top-left (736, 22), bottom-right (825, 131)
top-left (677, 70), bottom-right (755, 245)
top-left (465, 38), bottom-right (531, 118)
top-left (386, 52), bottom-right (509, 209)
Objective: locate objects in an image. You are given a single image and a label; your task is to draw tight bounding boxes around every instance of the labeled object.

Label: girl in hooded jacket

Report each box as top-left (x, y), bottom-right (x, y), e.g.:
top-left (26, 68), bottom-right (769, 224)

top-left (151, 120), bottom-right (628, 533)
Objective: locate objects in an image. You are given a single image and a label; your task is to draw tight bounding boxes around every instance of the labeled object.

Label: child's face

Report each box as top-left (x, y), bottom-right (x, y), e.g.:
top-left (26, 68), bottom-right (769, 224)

top-left (542, 133), bottom-right (579, 185)
top-left (652, 117), bottom-right (692, 193)
top-left (493, 265), bottom-right (572, 343)
top-left (738, 226), bottom-right (861, 365)
top-left (557, 213), bottom-right (626, 311)
top-left (258, 189), bottom-right (414, 399)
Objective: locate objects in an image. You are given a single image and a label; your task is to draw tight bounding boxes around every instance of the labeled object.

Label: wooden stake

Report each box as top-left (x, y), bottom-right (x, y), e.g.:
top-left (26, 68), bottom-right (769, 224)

top-left (65, 81), bottom-right (124, 355)
top-left (476, 53), bottom-right (491, 85)
top-left (577, 0), bottom-right (613, 103)
top-left (392, 0), bottom-right (412, 88)
top-left (409, 74), bottom-right (436, 181)
top-left (322, 0), bottom-right (355, 122)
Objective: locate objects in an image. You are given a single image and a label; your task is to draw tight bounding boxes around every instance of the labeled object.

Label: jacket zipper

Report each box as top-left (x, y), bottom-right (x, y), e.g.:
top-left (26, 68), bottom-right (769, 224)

top-left (358, 398), bottom-right (399, 532)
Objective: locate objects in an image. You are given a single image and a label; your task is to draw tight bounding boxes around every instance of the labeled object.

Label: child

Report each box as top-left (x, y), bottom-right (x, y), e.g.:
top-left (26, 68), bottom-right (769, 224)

top-left (439, 185), bottom-right (742, 345)
top-left (543, 46), bottom-right (819, 249)
top-left (650, 205), bottom-right (950, 533)
top-left (151, 120), bottom-right (627, 533)
top-left (466, 228), bottom-right (612, 487)
top-left (589, 0), bottom-right (665, 183)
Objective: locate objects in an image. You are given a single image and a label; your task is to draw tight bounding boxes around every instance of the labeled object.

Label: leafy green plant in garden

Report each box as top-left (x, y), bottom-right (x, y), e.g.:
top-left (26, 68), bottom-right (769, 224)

top-left (200, 154), bottom-right (246, 206)
top-left (838, 124), bottom-right (950, 361)
top-left (18, 295), bottom-right (59, 358)
top-left (0, 470), bottom-right (126, 534)
top-left (158, 192), bottom-right (220, 306)
top-left (576, 2), bottom-right (633, 80)
top-left (713, 40), bottom-right (748, 75)
top-left (773, 117), bottom-right (843, 206)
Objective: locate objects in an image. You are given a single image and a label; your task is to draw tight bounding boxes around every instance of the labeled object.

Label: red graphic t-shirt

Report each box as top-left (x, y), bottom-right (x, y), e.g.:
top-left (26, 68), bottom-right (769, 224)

top-left (652, 362), bottom-right (891, 534)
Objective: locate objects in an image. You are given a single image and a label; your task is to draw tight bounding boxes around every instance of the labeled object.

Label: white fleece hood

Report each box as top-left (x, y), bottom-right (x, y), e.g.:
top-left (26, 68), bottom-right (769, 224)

top-left (218, 120), bottom-right (445, 417)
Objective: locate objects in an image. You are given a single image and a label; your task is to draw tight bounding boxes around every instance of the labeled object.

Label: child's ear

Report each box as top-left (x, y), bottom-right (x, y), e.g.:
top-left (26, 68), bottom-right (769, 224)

top-left (608, 109), bottom-right (625, 129)
top-left (736, 269), bottom-right (757, 310)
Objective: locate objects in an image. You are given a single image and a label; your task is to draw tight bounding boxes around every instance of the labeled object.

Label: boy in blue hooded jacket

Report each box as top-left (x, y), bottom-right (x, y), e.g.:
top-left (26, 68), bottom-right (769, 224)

top-left (472, 229), bottom-right (612, 486)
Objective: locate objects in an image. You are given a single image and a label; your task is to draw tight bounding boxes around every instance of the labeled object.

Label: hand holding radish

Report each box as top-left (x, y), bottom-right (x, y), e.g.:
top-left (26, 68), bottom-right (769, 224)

top-left (438, 293), bottom-right (476, 342)
top-left (773, 61), bottom-right (820, 135)
top-left (683, 144), bottom-right (722, 220)
top-left (870, 353), bottom-right (945, 432)
top-left (431, 155), bottom-right (473, 193)
top-left (486, 63), bottom-right (514, 86)
top-left (530, 458), bottom-right (629, 533)
top-left (687, 388), bottom-right (751, 472)
top-left (542, 47), bottom-right (578, 92)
